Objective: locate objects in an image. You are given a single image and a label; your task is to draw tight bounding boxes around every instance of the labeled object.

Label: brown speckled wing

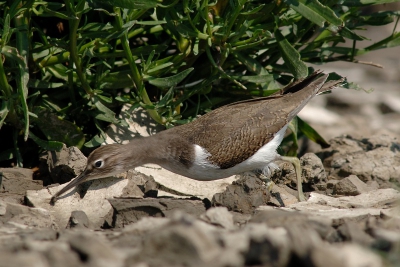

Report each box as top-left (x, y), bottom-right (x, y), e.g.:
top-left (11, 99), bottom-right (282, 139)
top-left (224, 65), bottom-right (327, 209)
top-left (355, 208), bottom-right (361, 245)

top-left (170, 72), bottom-right (333, 169)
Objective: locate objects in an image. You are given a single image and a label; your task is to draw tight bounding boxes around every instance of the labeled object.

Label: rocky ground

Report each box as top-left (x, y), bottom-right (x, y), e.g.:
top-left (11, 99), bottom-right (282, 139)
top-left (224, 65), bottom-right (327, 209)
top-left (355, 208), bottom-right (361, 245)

top-left (1, 20), bottom-right (400, 267)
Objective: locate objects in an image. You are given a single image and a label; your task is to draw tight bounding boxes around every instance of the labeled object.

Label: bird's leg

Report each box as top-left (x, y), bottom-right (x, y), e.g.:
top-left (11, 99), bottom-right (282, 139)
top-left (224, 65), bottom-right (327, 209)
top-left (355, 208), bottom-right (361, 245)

top-left (280, 156), bottom-right (306, 202)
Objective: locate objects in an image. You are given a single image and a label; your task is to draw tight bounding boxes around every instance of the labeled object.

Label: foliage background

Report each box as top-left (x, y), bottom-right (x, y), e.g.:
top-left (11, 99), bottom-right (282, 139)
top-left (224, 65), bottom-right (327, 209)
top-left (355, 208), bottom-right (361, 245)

top-left (0, 0), bottom-right (399, 168)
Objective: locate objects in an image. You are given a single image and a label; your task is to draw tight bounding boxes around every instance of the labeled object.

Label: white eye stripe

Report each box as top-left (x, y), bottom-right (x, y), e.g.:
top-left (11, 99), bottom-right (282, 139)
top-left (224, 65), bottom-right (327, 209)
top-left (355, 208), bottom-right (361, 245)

top-left (94, 159), bottom-right (104, 168)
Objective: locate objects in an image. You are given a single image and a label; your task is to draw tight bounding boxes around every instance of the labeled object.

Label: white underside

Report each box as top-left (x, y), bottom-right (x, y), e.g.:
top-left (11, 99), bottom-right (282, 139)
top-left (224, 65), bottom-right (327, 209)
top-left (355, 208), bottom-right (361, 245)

top-left (169, 125), bottom-right (288, 181)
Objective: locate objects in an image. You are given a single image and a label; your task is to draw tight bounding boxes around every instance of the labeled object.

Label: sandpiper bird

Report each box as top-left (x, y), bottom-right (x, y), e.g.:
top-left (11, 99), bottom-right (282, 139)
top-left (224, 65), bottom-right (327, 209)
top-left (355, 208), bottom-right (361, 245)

top-left (50, 71), bottom-right (342, 204)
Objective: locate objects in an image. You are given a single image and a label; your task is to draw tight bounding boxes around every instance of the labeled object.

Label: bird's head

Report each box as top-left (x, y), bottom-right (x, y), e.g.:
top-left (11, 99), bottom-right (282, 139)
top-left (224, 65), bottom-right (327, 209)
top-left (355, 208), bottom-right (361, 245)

top-left (50, 143), bottom-right (126, 204)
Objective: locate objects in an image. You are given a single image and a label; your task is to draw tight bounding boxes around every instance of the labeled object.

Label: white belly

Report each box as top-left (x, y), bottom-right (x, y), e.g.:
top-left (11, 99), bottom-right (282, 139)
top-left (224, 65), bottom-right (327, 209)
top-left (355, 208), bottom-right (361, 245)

top-left (163, 126), bottom-right (287, 181)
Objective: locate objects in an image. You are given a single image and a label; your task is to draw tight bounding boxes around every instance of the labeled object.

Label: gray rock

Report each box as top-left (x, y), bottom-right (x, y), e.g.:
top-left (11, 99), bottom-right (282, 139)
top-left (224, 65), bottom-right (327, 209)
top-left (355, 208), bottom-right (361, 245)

top-left (59, 230), bottom-right (123, 267)
top-left (0, 200), bottom-right (55, 229)
top-left (109, 198), bottom-right (206, 228)
top-left (126, 212), bottom-right (224, 267)
top-left (251, 208), bottom-right (338, 242)
top-left (212, 173), bottom-right (269, 214)
top-left (26, 170), bottom-right (146, 229)
top-left (310, 245), bottom-right (347, 267)
top-left (44, 242), bottom-right (82, 267)
top-left (0, 168), bottom-right (43, 196)
top-left (318, 134), bottom-right (400, 188)
top-left (268, 184), bottom-right (299, 207)
top-left (286, 223), bottom-right (324, 263)
top-left (333, 175), bottom-right (371, 196)
top-left (66, 210), bottom-right (91, 229)
top-left (110, 217), bottom-right (170, 249)
top-left (301, 153), bottom-right (327, 186)
top-left (244, 223), bottom-right (290, 266)
top-left (332, 243), bottom-right (382, 267)
top-left (271, 153), bottom-right (326, 191)
top-left (199, 207), bottom-right (235, 230)
top-left (0, 251), bottom-right (50, 267)
top-left (337, 221), bottom-right (374, 246)
top-left (46, 145), bottom-right (87, 185)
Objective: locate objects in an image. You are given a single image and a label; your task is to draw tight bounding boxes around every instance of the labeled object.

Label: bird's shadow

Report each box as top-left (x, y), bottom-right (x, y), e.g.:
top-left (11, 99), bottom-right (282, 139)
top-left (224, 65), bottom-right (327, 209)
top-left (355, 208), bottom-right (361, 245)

top-left (50, 176), bottom-right (125, 205)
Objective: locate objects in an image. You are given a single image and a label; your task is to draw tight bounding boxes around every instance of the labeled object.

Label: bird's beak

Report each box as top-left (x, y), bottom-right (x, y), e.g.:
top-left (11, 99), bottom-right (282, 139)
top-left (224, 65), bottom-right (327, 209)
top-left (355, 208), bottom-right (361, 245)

top-left (50, 169), bottom-right (89, 205)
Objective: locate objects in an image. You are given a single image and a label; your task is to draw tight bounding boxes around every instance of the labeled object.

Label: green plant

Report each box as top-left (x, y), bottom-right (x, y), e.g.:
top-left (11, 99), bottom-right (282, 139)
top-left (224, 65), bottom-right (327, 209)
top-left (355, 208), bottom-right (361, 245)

top-left (0, 0), bottom-right (399, 167)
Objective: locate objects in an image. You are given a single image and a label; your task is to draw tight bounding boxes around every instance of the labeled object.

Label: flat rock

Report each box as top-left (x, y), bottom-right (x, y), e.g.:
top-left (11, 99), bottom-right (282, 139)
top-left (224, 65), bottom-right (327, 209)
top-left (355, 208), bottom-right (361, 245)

top-left (109, 198), bottom-right (206, 228)
top-left (126, 212), bottom-right (225, 267)
top-left (311, 243), bottom-right (382, 267)
top-left (278, 189), bottom-right (400, 221)
top-left (0, 168), bottom-right (43, 195)
top-left (333, 175), bottom-right (373, 196)
top-left (0, 251), bottom-right (50, 267)
top-left (318, 134), bottom-right (400, 187)
top-left (303, 189), bottom-right (399, 209)
top-left (268, 184), bottom-right (299, 207)
top-left (0, 200), bottom-right (55, 229)
top-left (58, 230), bottom-right (124, 267)
top-left (199, 207), bottom-right (235, 230)
top-left (26, 174), bottom-right (141, 229)
top-left (136, 165), bottom-right (236, 200)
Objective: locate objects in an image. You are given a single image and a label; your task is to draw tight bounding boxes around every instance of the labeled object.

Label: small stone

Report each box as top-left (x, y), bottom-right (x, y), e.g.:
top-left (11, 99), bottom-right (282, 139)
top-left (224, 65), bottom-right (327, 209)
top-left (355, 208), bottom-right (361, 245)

top-left (337, 221), bottom-right (374, 246)
top-left (268, 184), bottom-right (299, 207)
top-left (66, 210), bottom-right (91, 229)
top-left (0, 168), bottom-right (43, 195)
top-left (244, 223), bottom-right (290, 266)
top-left (0, 200), bottom-right (55, 229)
top-left (212, 173), bottom-right (270, 214)
top-left (333, 175), bottom-right (371, 196)
top-left (126, 212), bottom-right (222, 267)
top-left (109, 198), bottom-right (206, 228)
top-left (59, 230), bottom-right (123, 267)
top-left (46, 145), bottom-right (87, 185)
top-left (0, 251), bottom-right (50, 267)
top-left (199, 207), bottom-right (235, 230)
top-left (300, 153), bottom-right (327, 186)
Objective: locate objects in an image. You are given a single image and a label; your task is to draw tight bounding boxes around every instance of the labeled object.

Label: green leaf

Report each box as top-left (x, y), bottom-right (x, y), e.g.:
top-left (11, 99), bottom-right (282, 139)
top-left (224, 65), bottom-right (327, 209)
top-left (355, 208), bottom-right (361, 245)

top-left (235, 74), bottom-right (276, 84)
top-left (342, 0), bottom-right (400, 6)
top-left (148, 68), bottom-right (194, 88)
top-left (233, 51), bottom-right (268, 75)
top-left (1, 14), bottom-right (11, 47)
top-left (274, 30), bottom-right (308, 79)
top-left (338, 26), bottom-right (367, 41)
top-left (284, 0), bottom-right (343, 27)
top-left (84, 134), bottom-right (106, 148)
top-left (0, 100), bottom-right (10, 128)
top-left (157, 87), bottom-right (175, 108)
top-left (240, 4), bottom-right (265, 15)
top-left (28, 80), bottom-right (64, 89)
top-left (364, 32), bottom-right (400, 50)
top-left (93, 96), bottom-right (119, 123)
top-left (97, 0), bottom-right (159, 9)
top-left (298, 117), bottom-right (330, 148)
top-left (28, 132), bottom-right (64, 151)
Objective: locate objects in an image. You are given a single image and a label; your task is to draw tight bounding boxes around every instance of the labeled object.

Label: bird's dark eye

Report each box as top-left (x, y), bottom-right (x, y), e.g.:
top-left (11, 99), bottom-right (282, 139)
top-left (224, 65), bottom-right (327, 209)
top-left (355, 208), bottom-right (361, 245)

top-left (94, 160), bottom-right (104, 168)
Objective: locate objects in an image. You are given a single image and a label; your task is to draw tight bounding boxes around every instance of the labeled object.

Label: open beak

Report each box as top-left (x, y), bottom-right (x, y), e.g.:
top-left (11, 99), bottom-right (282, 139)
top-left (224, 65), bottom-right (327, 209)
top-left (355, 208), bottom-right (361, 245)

top-left (50, 169), bottom-right (89, 205)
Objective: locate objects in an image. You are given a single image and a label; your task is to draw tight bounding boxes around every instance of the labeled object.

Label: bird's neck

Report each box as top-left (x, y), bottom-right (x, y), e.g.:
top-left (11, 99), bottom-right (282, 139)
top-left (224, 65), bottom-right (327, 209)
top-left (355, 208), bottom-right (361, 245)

top-left (122, 133), bottom-right (171, 170)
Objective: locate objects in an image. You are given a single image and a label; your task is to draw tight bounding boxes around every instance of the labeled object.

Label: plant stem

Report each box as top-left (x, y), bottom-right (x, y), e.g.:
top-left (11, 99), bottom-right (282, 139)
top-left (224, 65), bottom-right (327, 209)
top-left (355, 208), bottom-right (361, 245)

top-left (65, 0), bottom-right (93, 96)
top-left (114, 7), bottom-right (163, 124)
